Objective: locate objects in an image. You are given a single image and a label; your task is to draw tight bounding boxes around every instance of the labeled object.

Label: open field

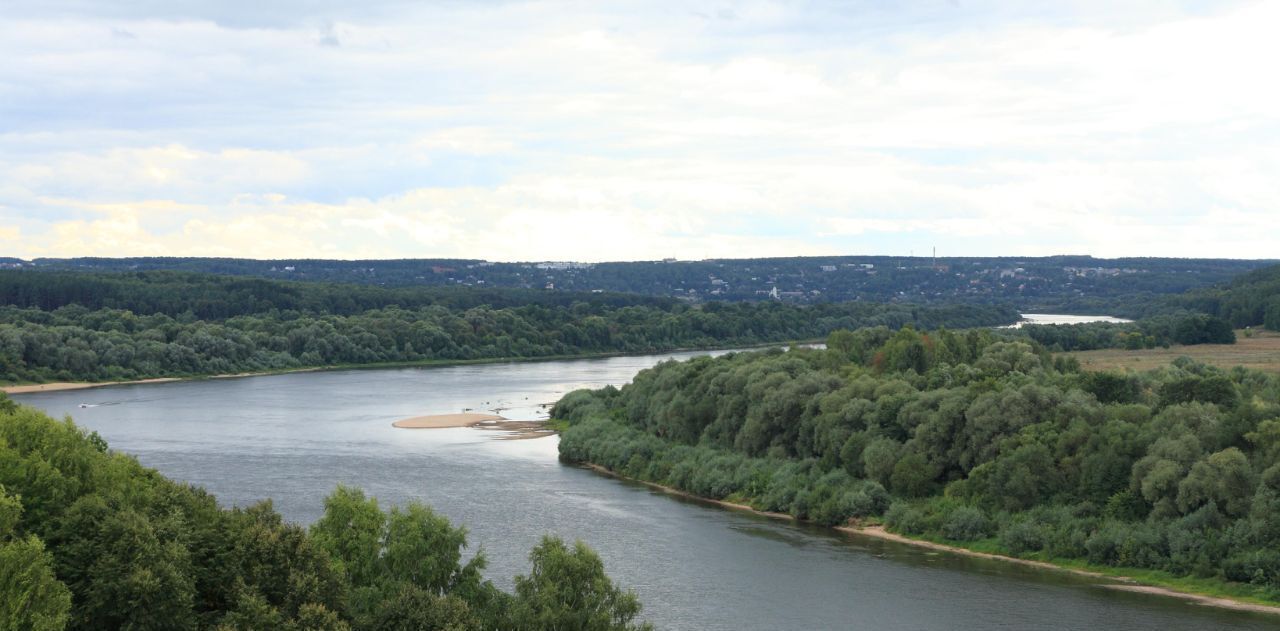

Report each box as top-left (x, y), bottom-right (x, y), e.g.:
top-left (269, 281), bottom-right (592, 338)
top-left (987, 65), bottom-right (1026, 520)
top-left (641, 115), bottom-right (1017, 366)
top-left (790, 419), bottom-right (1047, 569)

top-left (1068, 330), bottom-right (1280, 373)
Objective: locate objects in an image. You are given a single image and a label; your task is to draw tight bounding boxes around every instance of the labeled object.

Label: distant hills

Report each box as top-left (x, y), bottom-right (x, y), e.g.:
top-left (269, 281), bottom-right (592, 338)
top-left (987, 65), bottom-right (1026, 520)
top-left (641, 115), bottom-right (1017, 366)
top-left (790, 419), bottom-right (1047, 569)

top-left (5, 255), bottom-right (1274, 316)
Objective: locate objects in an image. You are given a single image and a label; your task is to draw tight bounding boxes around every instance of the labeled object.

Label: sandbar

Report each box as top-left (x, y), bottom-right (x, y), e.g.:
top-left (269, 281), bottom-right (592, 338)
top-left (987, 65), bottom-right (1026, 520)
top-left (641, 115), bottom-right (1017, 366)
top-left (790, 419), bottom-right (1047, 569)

top-left (392, 413), bottom-right (506, 429)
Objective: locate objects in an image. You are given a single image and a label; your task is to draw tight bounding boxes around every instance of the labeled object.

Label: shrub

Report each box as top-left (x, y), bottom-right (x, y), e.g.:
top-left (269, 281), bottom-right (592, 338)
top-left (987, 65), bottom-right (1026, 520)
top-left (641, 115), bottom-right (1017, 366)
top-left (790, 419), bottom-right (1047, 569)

top-left (943, 506), bottom-right (992, 541)
top-left (999, 520), bottom-right (1044, 554)
top-left (884, 502), bottom-right (927, 535)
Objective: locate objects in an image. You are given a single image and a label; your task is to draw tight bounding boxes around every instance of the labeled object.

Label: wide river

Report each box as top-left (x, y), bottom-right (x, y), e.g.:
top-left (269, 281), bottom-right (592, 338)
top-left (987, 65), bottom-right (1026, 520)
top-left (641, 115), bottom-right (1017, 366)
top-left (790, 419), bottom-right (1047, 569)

top-left (12, 349), bottom-right (1276, 630)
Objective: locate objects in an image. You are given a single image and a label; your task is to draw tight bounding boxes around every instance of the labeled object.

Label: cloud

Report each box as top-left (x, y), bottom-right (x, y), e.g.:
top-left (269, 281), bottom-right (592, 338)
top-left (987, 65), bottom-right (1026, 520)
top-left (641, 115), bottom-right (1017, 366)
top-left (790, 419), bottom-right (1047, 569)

top-left (1, 1), bottom-right (1276, 261)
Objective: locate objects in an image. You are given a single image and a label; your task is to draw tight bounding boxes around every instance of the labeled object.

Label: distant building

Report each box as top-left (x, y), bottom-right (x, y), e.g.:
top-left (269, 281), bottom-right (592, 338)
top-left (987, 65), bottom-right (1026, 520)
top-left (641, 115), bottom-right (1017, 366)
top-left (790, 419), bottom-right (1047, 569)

top-left (819, 265), bottom-right (837, 272)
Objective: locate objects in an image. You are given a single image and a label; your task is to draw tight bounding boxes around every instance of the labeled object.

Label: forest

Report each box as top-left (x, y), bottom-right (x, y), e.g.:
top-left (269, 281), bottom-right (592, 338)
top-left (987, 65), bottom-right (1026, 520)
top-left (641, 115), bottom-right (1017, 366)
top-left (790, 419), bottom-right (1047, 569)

top-left (0, 393), bottom-right (651, 630)
top-left (1174, 264), bottom-right (1280, 329)
top-left (554, 324), bottom-right (1280, 602)
top-left (1013, 313), bottom-right (1237, 352)
top-left (11, 255), bottom-right (1270, 311)
top-left (0, 270), bottom-right (1018, 384)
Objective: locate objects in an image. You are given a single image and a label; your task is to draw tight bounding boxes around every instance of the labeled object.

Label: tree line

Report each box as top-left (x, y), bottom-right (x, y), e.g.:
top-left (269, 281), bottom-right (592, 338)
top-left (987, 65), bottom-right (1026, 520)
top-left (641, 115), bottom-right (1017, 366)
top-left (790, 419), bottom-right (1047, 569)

top-left (15, 255), bottom-right (1270, 310)
top-left (1173, 263), bottom-right (1280, 329)
top-left (554, 325), bottom-right (1280, 601)
top-left (1012, 312), bottom-right (1237, 352)
top-left (0, 394), bottom-right (650, 630)
top-left (0, 270), bottom-right (1019, 384)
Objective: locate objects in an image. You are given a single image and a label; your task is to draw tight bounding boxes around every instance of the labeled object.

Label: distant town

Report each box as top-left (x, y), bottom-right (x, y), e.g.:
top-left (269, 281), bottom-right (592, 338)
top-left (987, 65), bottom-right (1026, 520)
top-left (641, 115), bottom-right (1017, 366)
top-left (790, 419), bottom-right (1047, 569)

top-left (2, 255), bottom-right (1270, 313)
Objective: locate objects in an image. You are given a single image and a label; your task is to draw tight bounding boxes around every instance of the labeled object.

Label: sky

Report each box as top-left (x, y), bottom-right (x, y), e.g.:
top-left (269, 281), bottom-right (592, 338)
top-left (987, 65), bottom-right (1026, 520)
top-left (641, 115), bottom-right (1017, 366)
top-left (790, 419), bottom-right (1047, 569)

top-left (2, 0), bottom-right (1278, 262)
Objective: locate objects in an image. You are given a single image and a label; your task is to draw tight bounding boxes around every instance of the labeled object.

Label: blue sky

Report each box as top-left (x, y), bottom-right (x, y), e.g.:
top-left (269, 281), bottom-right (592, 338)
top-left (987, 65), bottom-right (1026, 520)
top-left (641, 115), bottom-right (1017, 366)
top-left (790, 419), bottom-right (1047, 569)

top-left (2, 1), bottom-right (1276, 261)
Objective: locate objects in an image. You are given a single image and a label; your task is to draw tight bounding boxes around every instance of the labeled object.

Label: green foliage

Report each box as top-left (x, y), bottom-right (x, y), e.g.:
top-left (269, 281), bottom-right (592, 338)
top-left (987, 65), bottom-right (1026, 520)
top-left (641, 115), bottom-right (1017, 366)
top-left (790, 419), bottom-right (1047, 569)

top-left (1175, 263), bottom-right (1280, 329)
top-left (942, 506), bottom-right (992, 541)
top-left (512, 536), bottom-right (651, 631)
top-left (0, 485), bottom-right (72, 631)
top-left (1015, 313), bottom-right (1238, 353)
top-left (14, 255), bottom-right (1266, 313)
top-left (556, 325), bottom-right (1280, 598)
top-left (0, 401), bottom-right (649, 629)
top-left (0, 270), bottom-right (1019, 385)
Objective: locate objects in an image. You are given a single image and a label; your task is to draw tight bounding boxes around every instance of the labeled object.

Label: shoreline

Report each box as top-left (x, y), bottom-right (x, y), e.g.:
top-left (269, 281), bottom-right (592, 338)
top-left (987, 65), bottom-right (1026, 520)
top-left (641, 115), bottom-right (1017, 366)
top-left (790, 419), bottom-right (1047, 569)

top-left (2, 377), bottom-right (185, 394)
top-left (392, 412), bottom-right (505, 429)
top-left (575, 461), bottom-right (1280, 617)
top-left (393, 413), bottom-right (556, 440)
top-left (1, 340), bottom-right (819, 396)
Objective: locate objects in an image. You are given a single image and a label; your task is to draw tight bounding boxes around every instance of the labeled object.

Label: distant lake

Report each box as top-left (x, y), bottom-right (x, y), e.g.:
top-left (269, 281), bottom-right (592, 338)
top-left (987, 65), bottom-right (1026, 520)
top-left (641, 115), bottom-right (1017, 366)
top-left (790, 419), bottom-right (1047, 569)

top-left (1004, 313), bottom-right (1133, 328)
top-left (11, 350), bottom-right (1274, 630)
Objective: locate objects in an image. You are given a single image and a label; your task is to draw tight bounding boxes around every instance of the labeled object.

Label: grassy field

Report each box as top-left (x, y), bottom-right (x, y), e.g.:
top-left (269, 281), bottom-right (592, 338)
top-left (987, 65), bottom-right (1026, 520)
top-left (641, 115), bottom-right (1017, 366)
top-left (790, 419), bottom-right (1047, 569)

top-left (1068, 330), bottom-right (1280, 373)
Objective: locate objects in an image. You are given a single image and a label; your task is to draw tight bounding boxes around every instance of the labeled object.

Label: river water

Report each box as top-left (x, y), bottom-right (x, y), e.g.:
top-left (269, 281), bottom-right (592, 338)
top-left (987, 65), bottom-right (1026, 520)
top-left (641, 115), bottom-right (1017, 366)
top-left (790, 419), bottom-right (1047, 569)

top-left (1005, 313), bottom-right (1134, 328)
top-left (12, 350), bottom-right (1276, 630)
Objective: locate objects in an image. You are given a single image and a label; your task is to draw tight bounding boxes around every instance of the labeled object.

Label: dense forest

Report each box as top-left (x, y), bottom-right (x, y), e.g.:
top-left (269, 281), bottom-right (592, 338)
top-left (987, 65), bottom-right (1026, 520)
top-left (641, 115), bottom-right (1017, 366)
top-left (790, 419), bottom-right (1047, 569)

top-left (9, 255), bottom-right (1271, 311)
top-left (1013, 313), bottom-right (1237, 352)
top-left (0, 394), bottom-right (650, 630)
top-left (554, 325), bottom-right (1280, 601)
top-left (1174, 264), bottom-right (1280, 329)
top-left (0, 270), bottom-right (1018, 384)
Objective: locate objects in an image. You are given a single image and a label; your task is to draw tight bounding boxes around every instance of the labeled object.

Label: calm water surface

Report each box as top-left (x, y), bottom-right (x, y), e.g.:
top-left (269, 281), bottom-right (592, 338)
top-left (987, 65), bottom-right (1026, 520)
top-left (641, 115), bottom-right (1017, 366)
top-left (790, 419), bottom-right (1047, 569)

top-left (13, 350), bottom-right (1276, 630)
top-left (1005, 313), bottom-right (1134, 328)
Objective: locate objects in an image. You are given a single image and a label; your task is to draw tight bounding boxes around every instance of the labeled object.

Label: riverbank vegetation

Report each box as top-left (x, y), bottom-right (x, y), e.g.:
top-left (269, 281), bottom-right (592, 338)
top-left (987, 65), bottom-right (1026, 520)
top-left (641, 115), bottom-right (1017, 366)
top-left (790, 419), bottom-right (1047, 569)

top-left (0, 270), bottom-right (1017, 385)
top-left (555, 324), bottom-right (1280, 604)
top-left (1014, 312), bottom-right (1236, 352)
top-left (0, 394), bottom-right (651, 630)
top-left (1175, 263), bottom-right (1280, 329)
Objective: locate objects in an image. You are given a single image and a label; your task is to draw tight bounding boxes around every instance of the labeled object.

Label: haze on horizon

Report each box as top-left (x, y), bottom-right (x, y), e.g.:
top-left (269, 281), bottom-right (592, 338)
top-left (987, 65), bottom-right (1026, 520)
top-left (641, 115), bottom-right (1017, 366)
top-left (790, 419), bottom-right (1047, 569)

top-left (2, 1), bottom-right (1277, 263)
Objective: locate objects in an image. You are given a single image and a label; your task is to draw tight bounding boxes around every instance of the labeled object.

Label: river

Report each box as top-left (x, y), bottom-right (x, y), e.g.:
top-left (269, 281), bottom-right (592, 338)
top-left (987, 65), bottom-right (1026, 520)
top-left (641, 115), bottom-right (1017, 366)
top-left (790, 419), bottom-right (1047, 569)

top-left (11, 350), bottom-right (1275, 630)
top-left (1005, 313), bottom-right (1134, 328)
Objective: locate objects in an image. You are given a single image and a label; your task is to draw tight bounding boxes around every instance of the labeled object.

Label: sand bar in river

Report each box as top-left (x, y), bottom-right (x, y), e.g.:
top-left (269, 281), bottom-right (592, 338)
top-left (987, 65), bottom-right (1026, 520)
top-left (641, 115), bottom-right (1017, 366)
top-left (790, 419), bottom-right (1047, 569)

top-left (392, 413), bottom-right (506, 428)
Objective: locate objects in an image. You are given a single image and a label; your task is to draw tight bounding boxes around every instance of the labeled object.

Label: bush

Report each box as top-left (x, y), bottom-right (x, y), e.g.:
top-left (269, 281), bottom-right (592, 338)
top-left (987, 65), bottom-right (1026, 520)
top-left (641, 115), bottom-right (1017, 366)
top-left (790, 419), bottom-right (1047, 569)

top-left (884, 502), bottom-right (927, 535)
top-left (943, 506), bottom-right (992, 541)
top-left (999, 520), bottom-right (1044, 554)
top-left (1223, 550), bottom-right (1280, 588)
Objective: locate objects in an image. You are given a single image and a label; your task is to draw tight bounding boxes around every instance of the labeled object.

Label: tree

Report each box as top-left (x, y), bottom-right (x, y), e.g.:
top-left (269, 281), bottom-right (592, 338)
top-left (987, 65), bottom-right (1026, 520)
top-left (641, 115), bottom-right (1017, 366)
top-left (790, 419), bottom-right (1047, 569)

top-left (512, 536), bottom-right (651, 631)
top-left (0, 486), bottom-right (71, 631)
top-left (366, 585), bottom-right (478, 631)
top-left (309, 485), bottom-right (386, 591)
top-left (383, 502), bottom-right (485, 598)
top-left (1177, 448), bottom-right (1255, 517)
top-left (53, 497), bottom-right (196, 630)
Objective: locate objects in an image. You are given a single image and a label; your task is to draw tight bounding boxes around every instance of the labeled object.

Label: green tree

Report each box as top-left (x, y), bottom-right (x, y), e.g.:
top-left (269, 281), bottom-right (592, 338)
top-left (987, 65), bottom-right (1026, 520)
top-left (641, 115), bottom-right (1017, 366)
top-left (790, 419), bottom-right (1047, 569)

top-left (383, 502), bottom-right (485, 598)
top-left (309, 485), bottom-right (386, 591)
top-left (512, 536), bottom-right (651, 631)
top-left (0, 485), bottom-right (71, 631)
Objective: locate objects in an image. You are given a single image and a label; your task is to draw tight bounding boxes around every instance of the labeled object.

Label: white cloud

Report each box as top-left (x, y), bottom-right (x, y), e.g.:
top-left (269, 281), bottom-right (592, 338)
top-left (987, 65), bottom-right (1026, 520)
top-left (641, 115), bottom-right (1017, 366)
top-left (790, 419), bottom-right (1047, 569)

top-left (1, 1), bottom-right (1276, 260)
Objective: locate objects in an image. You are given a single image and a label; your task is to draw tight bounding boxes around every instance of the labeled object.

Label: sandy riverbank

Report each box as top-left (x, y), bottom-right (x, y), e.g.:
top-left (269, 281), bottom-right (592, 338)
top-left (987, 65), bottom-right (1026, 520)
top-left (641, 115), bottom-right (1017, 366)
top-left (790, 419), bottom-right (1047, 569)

top-left (844, 528), bottom-right (1280, 614)
top-left (392, 413), bottom-right (506, 428)
top-left (1, 369), bottom-right (329, 396)
top-left (2, 378), bottom-right (184, 394)
top-left (577, 461), bottom-right (1280, 617)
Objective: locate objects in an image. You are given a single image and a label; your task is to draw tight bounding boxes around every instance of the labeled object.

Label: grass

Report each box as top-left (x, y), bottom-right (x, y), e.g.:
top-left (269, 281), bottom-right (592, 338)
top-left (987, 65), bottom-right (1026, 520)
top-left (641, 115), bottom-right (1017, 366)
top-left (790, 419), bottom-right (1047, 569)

top-left (1048, 558), bottom-right (1280, 606)
top-left (1067, 329), bottom-right (1280, 374)
top-left (885, 530), bottom-right (1280, 608)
